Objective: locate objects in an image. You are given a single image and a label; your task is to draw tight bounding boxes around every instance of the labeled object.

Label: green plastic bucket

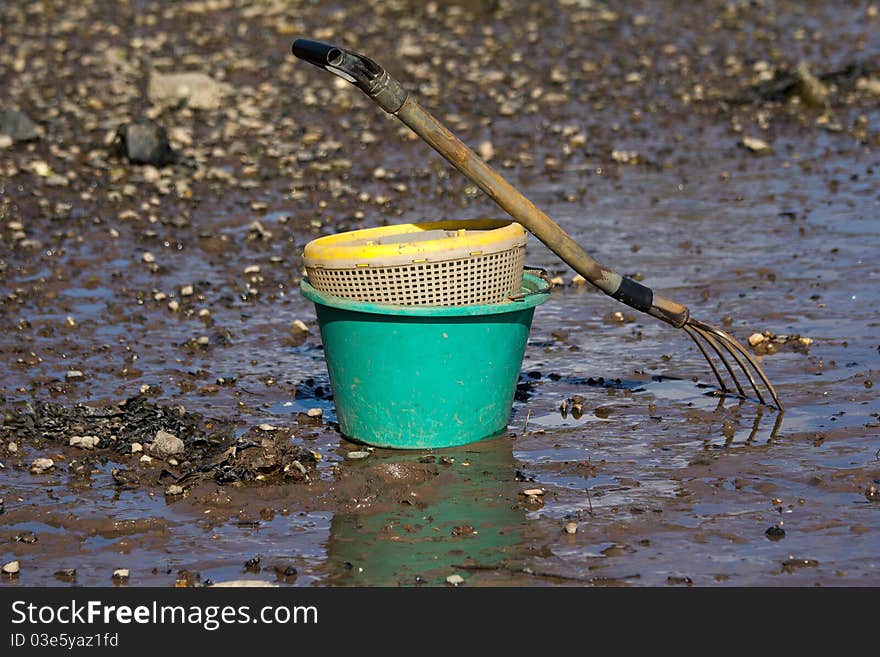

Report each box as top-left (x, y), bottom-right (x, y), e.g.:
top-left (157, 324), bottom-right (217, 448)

top-left (300, 272), bottom-right (550, 449)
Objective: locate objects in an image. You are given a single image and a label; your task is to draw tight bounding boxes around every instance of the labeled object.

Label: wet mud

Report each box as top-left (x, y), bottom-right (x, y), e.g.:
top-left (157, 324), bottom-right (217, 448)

top-left (1, 0), bottom-right (879, 586)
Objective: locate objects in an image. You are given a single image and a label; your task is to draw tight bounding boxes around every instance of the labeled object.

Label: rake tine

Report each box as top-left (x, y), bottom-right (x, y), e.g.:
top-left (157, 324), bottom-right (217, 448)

top-left (696, 323), bottom-right (766, 405)
top-left (683, 325), bottom-right (728, 395)
top-left (689, 324), bottom-right (748, 399)
top-left (691, 319), bottom-right (782, 410)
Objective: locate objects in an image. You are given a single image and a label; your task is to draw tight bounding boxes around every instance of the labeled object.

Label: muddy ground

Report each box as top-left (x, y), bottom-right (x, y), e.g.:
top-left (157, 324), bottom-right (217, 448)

top-left (1, 0), bottom-right (879, 586)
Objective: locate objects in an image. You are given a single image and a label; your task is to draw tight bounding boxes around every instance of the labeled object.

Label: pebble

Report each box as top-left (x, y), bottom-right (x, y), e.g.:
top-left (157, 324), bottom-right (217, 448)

top-left (611, 149), bottom-right (639, 164)
top-left (112, 568), bottom-right (129, 581)
top-left (866, 485), bottom-right (879, 502)
top-left (795, 61), bottom-right (829, 107)
top-left (30, 458), bottom-right (54, 474)
top-left (142, 251), bottom-right (156, 263)
top-left (346, 451), bottom-right (371, 460)
top-left (66, 370), bottom-right (84, 381)
top-left (571, 274), bottom-right (586, 286)
top-left (522, 488), bottom-right (544, 496)
top-left (0, 108), bottom-right (41, 142)
top-left (2, 560), bottom-right (20, 575)
top-left (306, 408), bottom-right (323, 418)
top-left (564, 521), bottom-right (578, 534)
top-left (180, 284), bottom-right (194, 296)
top-left (0, 134), bottom-right (12, 149)
top-left (765, 525), bottom-right (786, 540)
top-left (291, 319), bottom-right (309, 333)
top-left (748, 332), bottom-right (766, 346)
top-left (7, 442), bottom-right (17, 453)
top-left (165, 484), bottom-right (184, 496)
top-left (168, 300), bottom-right (180, 312)
top-left (70, 435), bottom-right (100, 449)
top-left (445, 574), bottom-right (465, 586)
top-left (258, 423), bottom-right (278, 431)
top-left (115, 120), bottom-right (175, 166)
top-left (139, 455), bottom-right (153, 464)
top-left (149, 429), bottom-right (185, 456)
top-left (131, 442), bottom-right (143, 453)
top-left (478, 140), bottom-right (494, 161)
top-left (741, 136), bottom-right (771, 153)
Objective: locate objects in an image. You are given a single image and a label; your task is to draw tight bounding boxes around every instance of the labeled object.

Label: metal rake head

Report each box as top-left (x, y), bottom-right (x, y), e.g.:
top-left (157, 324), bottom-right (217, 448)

top-left (683, 317), bottom-right (783, 410)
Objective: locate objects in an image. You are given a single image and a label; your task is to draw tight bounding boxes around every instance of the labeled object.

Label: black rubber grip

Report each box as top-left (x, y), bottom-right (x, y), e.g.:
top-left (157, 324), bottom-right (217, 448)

top-left (611, 277), bottom-right (653, 313)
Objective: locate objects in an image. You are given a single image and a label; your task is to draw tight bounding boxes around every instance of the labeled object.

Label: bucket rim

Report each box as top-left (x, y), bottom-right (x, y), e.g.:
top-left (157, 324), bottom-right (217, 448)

top-left (300, 271), bottom-right (550, 317)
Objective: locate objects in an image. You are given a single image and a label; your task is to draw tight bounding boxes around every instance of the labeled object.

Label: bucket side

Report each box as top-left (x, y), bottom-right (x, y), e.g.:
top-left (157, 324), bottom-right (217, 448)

top-left (314, 306), bottom-right (537, 449)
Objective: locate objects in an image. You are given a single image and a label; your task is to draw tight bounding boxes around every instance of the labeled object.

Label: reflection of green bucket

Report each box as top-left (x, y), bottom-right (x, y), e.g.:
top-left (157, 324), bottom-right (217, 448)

top-left (324, 438), bottom-right (526, 585)
top-left (301, 272), bottom-right (549, 449)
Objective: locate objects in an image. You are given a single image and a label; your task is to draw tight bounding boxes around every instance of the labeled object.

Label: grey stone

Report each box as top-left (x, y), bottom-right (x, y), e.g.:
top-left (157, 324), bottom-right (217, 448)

top-left (149, 430), bottom-right (184, 457)
top-left (115, 120), bottom-right (175, 166)
top-left (0, 109), bottom-right (40, 142)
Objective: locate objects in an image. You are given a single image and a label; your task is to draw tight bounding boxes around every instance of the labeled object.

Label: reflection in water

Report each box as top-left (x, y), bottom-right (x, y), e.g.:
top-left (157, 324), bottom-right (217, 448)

top-left (323, 438), bottom-right (529, 586)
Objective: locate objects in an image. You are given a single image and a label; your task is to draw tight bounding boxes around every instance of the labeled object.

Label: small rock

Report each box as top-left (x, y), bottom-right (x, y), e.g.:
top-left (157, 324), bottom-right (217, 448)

top-left (165, 484), bottom-right (184, 496)
top-left (866, 485), bottom-right (879, 502)
top-left (445, 574), bottom-right (465, 586)
top-left (148, 71), bottom-right (230, 111)
top-left (796, 61), bottom-right (829, 107)
top-left (131, 442), bottom-right (143, 454)
top-left (798, 336), bottom-right (813, 347)
top-left (291, 319), bottom-right (309, 333)
top-left (2, 560), bottom-right (20, 575)
top-left (258, 423), bottom-right (278, 431)
top-left (571, 274), bottom-right (586, 286)
top-left (149, 430), bottom-right (184, 457)
top-left (611, 149), bottom-right (639, 164)
top-left (115, 120), bottom-right (175, 166)
top-left (139, 455), bottom-right (153, 464)
top-left (180, 285), bottom-right (194, 297)
top-left (306, 408), bottom-right (323, 418)
top-left (7, 442), bottom-right (17, 453)
top-left (0, 108), bottom-right (41, 142)
top-left (765, 525), bottom-right (786, 540)
top-left (54, 569), bottom-right (77, 582)
top-left (66, 370), bottom-right (84, 381)
top-left (0, 134), bottom-right (13, 149)
top-left (70, 435), bottom-right (100, 449)
top-left (781, 557), bottom-right (819, 573)
top-left (30, 458), bottom-right (54, 474)
top-left (748, 333), bottom-right (766, 346)
top-left (478, 140), bottom-right (494, 161)
top-left (522, 488), bottom-right (544, 497)
top-left (346, 451), bottom-right (371, 460)
top-left (741, 136), bottom-right (771, 154)
top-left (112, 568), bottom-right (129, 581)
top-left (142, 251), bottom-right (156, 263)
top-left (564, 521), bottom-right (578, 534)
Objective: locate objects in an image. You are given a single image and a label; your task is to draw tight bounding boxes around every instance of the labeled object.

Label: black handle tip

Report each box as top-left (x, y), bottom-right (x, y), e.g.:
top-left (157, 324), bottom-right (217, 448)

top-left (291, 39), bottom-right (342, 67)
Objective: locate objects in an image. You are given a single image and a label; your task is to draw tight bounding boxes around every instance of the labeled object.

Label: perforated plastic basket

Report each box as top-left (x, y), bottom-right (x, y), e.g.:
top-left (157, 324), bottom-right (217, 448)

top-left (303, 220), bottom-right (526, 306)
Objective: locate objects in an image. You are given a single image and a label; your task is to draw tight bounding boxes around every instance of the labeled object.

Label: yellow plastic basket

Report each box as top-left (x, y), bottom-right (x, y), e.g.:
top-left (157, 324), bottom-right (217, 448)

top-left (303, 220), bottom-right (526, 306)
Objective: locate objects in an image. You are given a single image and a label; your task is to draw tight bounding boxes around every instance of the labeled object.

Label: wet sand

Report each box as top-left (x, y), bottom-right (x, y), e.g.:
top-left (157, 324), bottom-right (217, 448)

top-left (1, 0), bottom-right (879, 586)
